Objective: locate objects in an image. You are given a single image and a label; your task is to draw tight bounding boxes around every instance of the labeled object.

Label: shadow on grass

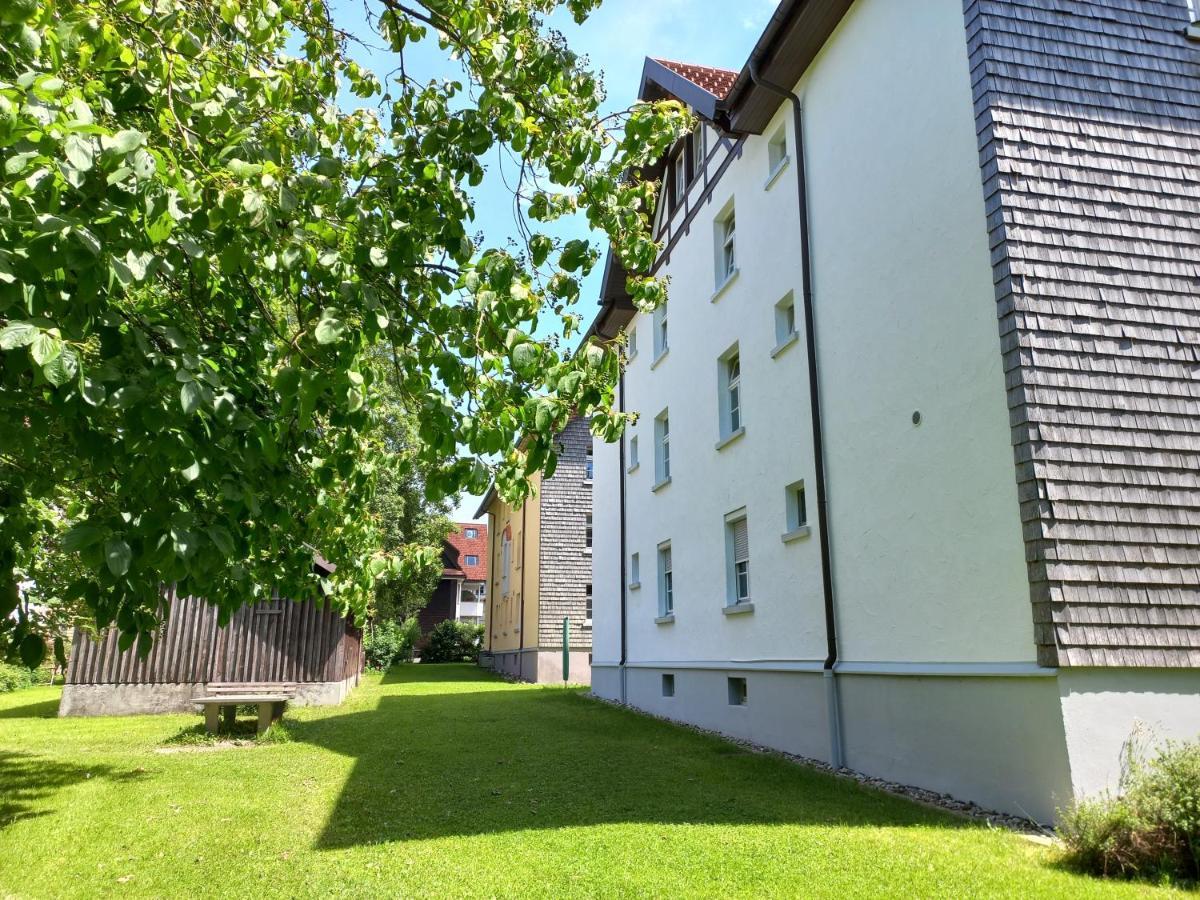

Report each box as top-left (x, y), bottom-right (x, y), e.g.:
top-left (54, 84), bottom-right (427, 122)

top-left (0, 696), bottom-right (61, 719)
top-left (0, 751), bottom-right (149, 828)
top-left (306, 665), bottom-right (965, 849)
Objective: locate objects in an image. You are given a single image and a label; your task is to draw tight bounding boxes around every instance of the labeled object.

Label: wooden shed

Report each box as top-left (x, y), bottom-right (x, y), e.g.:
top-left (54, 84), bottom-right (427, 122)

top-left (60, 587), bottom-right (363, 717)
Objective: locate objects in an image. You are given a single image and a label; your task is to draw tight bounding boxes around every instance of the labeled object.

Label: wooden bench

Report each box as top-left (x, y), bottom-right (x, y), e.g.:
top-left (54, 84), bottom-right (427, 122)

top-left (192, 682), bottom-right (298, 735)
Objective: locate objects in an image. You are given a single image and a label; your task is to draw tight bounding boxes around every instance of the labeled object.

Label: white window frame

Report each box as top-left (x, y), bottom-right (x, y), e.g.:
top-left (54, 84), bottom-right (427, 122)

top-left (653, 302), bottom-right (669, 360)
top-left (465, 554), bottom-right (479, 566)
top-left (654, 410), bottom-right (671, 487)
top-left (657, 541), bottom-right (674, 616)
top-left (724, 509), bottom-right (751, 607)
top-left (783, 479), bottom-right (810, 543)
top-left (766, 124), bottom-right (789, 186)
top-left (630, 551), bottom-right (641, 588)
top-left (717, 207), bottom-right (736, 285)
top-left (465, 527), bottom-right (478, 539)
top-left (628, 434), bottom-right (639, 471)
top-left (691, 125), bottom-right (704, 174)
top-left (716, 344), bottom-right (745, 446)
top-left (626, 325), bottom-right (637, 360)
top-left (672, 151), bottom-right (687, 207)
top-left (773, 292), bottom-right (798, 356)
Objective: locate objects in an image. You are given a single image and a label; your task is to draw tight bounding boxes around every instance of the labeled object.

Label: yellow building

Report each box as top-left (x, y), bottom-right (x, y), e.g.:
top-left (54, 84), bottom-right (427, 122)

top-left (476, 418), bottom-right (594, 683)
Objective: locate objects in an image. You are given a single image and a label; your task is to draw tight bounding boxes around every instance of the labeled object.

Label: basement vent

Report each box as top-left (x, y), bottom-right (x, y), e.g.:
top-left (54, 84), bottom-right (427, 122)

top-left (727, 676), bottom-right (748, 706)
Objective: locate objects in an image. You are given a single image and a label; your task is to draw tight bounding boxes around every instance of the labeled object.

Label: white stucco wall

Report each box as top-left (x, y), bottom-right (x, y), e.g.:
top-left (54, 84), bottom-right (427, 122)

top-left (591, 416), bottom-right (624, 673)
top-left (799, 0), bottom-right (1034, 663)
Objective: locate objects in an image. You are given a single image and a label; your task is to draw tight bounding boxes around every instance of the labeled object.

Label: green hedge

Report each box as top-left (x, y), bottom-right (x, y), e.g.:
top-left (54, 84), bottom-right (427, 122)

top-left (422, 620), bottom-right (483, 664)
top-left (364, 618), bottom-right (421, 670)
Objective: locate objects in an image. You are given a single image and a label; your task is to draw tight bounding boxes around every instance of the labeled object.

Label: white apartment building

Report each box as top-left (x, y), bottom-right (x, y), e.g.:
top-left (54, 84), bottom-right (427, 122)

top-left (588, 0), bottom-right (1200, 823)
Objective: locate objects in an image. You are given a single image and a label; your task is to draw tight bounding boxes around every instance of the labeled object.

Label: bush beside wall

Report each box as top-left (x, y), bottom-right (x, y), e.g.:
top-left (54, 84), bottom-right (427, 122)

top-left (422, 620), bottom-right (483, 664)
top-left (364, 618), bottom-right (421, 671)
top-left (1060, 738), bottom-right (1200, 884)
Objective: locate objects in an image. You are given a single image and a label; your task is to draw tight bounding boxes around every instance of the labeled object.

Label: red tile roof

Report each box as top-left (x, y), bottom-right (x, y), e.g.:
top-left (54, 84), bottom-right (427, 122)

top-left (443, 523), bottom-right (488, 581)
top-left (651, 59), bottom-right (739, 100)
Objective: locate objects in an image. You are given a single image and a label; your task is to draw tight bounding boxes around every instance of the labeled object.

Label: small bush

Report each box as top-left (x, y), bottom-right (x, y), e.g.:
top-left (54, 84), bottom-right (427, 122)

top-left (0, 662), bottom-right (33, 693)
top-left (1060, 737), bottom-right (1200, 883)
top-left (364, 617), bottom-right (421, 671)
top-left (422, 620), bottom-right (483, 663)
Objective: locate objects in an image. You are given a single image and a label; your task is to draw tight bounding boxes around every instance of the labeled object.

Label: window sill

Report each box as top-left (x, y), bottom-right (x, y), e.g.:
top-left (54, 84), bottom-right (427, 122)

top-left (1188, 21), bottom-right (1200, 40)
top-left (782, 525), bottom-right (811, 544)
top-left (710, 268), bottom-right (740, 304)
top-left (723, 602), bottom-right (755, 617)
top-left (651, 476), bottom-right (672, 493)
top-left (770, 331), bottom-right (799, 359)
top-left (764, 156), bottom-right (791, 191)
top-left (626, 461), bottom-right (639, 475)
top-left (628, 580), bottom-right (641, 591)
top-left (650, 348), bottom-right (670, 370)
top-left (583, 619), bottom-right (593, 629)
top-left (714, 427), bottom-right (746, 452)
top-left (583, 548), bottom-right (592, 556)
top-left (584, 479), bottom-right (593, 486)
top-left (655, 614), bottom-right (675, 625)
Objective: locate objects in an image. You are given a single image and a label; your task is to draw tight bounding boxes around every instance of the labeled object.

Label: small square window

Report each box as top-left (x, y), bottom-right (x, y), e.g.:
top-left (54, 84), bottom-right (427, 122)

top-left (774, 292), bottom-right (797, 349)
top-left (465, 555), bottom-right (479, 566)
top-left (728, 676), bottom-right (747, 706)
top-left (465, 527), bottom-right (478, 539)
top-left (786, 480), bottom-right (807, 532)
top-left (767, 125), bottom-right (788, 177)
top-left (662, 673), bottom-right (675, 697)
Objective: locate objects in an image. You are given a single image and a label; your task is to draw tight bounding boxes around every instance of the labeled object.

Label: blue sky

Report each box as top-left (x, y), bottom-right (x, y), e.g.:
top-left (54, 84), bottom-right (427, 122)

top-left (328, 0), bottom-right (775, 521)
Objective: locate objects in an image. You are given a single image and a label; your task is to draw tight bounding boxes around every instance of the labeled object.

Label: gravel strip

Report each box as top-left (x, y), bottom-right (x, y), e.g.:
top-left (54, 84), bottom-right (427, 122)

top-left (589, 692), bottom-right (1054, 837)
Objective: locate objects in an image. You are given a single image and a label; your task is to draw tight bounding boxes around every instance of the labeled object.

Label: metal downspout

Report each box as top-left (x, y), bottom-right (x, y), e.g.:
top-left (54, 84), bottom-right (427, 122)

top-left (748, 61), bottom-right (844, 768)
top-left (618, 369), bottom-right (629, 703)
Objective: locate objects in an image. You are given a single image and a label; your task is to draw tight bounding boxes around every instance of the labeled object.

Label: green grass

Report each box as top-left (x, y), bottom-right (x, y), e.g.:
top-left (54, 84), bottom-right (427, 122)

top-left (0, 665), bottom-right (1178, 898)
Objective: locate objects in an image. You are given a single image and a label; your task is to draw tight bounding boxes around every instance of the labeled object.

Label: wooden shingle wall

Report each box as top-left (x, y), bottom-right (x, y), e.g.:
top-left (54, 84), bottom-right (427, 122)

top-left (965, 0), bottom-right (1200, 666)
top-left (67, 590), bottom-right (363, 685)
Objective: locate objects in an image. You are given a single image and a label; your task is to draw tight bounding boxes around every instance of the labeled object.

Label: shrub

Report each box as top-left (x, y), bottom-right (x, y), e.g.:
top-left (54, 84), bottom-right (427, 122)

top-left (0, 662), bottom-right (33, 693)
top-left (423, 620), bottom-right (484, 664)
top-left (1060, 736), bottom-right (1200, 882)
top-left (364, 618), bottom-right (421, 671)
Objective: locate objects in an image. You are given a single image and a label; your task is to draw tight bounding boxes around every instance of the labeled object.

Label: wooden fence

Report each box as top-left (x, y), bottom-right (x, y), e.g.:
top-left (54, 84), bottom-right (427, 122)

top-left (66, 590), bottom-right (363, 685)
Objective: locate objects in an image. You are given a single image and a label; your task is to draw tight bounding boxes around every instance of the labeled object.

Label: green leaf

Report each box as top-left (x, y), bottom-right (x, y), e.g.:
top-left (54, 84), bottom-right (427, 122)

top-left (43, 348), bottom-right (78, 386)
top-left (81, 377), bottom-right (106, 406)
top-left (314, 309), bottom-right (345, 344)
top-left (180, 381), bottom-right (204, 415)
top-left (105, 129), bottom-right (146, 155)
top-left (63, 523), bottom-right (104, 552)
top-left (19, 634), bottom-right (45, 669)
top-left (0, 322), bottom-right (38, 350)
top-left (369, 246), bottom-right (388, 267)
top-left (64, 134), bottom-right (94, 172)
top-left (180, 459), bottom-right (201, 481)
top-left (206, 526), bottom-right (235, 557)
top-left (560, 239), bottom-right (590, 272)
top-left (104, 539), bottom-right (132, 576)
top-left (29, 332), bottom-right (62, 366)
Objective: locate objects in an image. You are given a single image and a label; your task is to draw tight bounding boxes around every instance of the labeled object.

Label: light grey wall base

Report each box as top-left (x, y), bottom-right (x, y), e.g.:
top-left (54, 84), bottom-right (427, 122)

top-left (59, 673), bottom-right (360, 717)
top-left (1058, 668), bottom-right (1200, 800)
top-left (596, 663), bottom-right (1075, 823)
top-left (485, 648), bottom-right (591, 685)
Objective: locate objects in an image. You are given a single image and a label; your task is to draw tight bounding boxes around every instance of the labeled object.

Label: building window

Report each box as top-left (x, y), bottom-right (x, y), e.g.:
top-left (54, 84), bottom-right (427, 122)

top-left (662, 673), bottom-right (675, 697)
top-left (465, 555), bottom-right (479, 566)
top-left (767, 124), bottom-right (787, 178)
top-left (718, 347), bottom-right (743, 440)
top-left (585, 583), bottom-right (592, 624)
top-left (672, 152), bottom-right (687, 208)
top-left (787, 480), bottom-right (807, 531)
top-left (691, 125), bottom-right (704, 173)
top-left (465, 527), bottom-right (478, 539)
top-left (657, 542), bottom-right (673, 616)
top-left (727, 676), bottom-right (748, 706)
top-left (725, 511), bottom-right (750, 605)
top-left (500, 533), bottom-right (511, 595)
top-left (585, 443), bottom-right (594, 481)
top-left (630, 551), bottom-right (640, 586)
top-left (715, 205), bottom-right (736, 285)
top-left (627, 326), bottom-right (637, 359)
top-left (653, 302), bottom-right (668, 359)
top-left (654, 411), bottom-right (670, 485)
top-left (628, 434), bottom-right (639, 470)
top-left (478, 581), bottom-right (486, 597)
top-left (585, 513), bottom-right (592, 550)
top-left (774, 292), bottom-right (797, 349)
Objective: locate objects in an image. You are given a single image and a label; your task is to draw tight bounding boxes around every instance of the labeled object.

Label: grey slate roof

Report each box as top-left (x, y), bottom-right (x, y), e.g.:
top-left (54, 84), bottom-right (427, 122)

top-left (964, 0), bottom-right (1200, 666)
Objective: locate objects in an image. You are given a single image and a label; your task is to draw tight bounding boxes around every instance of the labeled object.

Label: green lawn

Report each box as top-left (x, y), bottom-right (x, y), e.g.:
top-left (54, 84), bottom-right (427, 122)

top-left (0, 665), bottom-right (1175, 898)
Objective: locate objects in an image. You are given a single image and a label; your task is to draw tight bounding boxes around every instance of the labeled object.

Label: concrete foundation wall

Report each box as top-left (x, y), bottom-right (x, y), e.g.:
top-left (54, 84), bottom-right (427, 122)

top-left (59, 673), bottom-right (359, 717)
top-left (1058, 668), bottom-right (1200, 801)
top-left (596, 664), bottom-right (1075, 823)
top-left (838, 673), bottom-right (1072, 823)
top-left (486, 648), bottom-right (591, 685)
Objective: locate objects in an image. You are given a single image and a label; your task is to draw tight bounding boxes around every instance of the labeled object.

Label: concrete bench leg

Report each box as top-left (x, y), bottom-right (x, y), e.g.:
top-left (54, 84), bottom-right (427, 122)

top-left (271, 701), bottom-right (286, 722)
top-left (257, 703), bottom-right (272, 736)
top-left (223, 704), bottom-right (237, 729)
top-left (204, 704), bottom-right (220, 734)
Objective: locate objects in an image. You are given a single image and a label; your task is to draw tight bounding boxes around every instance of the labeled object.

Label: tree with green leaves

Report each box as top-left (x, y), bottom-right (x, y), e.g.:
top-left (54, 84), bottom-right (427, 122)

top-left (0, 0), bottom-right (687, 663)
